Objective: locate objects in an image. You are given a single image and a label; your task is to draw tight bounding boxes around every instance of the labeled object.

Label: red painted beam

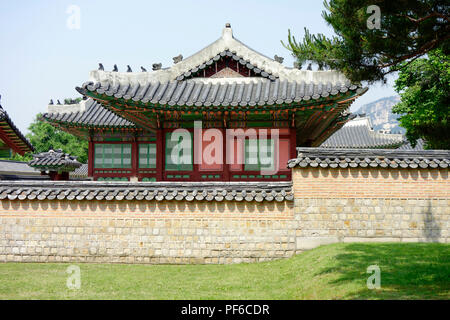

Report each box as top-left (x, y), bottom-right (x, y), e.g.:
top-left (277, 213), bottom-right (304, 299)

top-left (0, 127), bottom-right (27, 155)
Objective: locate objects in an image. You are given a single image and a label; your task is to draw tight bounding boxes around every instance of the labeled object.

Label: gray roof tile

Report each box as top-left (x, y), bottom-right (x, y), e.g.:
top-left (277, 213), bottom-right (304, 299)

top-left (28, 149), bottom-right (82, 171)
top-left (43, 99), bottom-right (135, 128)
top-left (0, 181), bottom-right (293, 202)
top-left (78, 78), bottom-right (364, 109)
top-left (288, 148), bottom-right (450, 169)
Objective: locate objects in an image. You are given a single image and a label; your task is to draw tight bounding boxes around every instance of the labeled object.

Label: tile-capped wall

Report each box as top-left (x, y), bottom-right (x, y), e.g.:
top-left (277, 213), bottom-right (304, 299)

top-left (292, 166), bottom-right (449, 249)
top-left (0, 165), bottom-right (448, 264)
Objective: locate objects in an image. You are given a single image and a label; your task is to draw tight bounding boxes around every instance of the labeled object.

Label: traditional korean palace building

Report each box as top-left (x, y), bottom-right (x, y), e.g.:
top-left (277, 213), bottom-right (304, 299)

top-left (43, 24), bottom-right (367, 182)
top-left (0, 24), bottom-right (447, 265)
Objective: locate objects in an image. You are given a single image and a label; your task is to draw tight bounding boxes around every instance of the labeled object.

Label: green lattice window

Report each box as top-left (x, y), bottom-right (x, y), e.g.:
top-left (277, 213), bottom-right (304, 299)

top-left (165, 131), bottom-right (193, 171)
top-left (94, 144), bottom-right (132, 169)
top-left (0, 148), bottom-right (12, 158)
top-left (139, 143), bottom-right (156, 168)
top-left (244, 139), bottom-right (275, 172)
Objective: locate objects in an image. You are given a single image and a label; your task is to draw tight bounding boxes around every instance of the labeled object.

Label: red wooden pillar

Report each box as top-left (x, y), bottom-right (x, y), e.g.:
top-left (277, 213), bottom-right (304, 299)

top-left (193, 125), bottom-right (201, 181)
top-left (222, 128), bottom-right (230, 181)
top-left (131, 138), bottom-right (138, 180)
top-left (156, 129), bottom-right (163, 181)
top-left (290, 128), bottom-right (297, 159)
top-left (88, 139), bottom-right (94, 177)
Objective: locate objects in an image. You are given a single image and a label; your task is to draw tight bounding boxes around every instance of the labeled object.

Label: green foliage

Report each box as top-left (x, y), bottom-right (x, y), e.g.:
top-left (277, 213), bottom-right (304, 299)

top-left (4, 152), bottom-right (33, 162)
top-left (24, 113), bottom-right (88, 163)
top-left (392, 49), bottom-right (450, 149)
top-left (283, 0), bottom-right (449, 83)
top-left (64, 97), bottom-right (82, 105)
top-left (0, 243), bottom-right (448, 299)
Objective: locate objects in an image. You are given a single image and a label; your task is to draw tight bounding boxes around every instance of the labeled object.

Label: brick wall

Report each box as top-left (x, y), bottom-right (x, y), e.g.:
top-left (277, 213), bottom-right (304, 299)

top-left (293, 168), bottom-right (449, 199)
top-left (293, 167), bottom-right (449, 249)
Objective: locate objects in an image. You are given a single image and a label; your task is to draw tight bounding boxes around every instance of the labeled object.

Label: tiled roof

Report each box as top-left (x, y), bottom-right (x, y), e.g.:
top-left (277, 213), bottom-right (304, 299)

top-left (288, 148), bottom-right (450, 169)
top-left (0, 181), bottom-right (294, 202)
top-left (0, 102), bottom-right (34, 155)
top-left (43, 99), bottom-right (135, 128)
top-left (320, 117), bottom-right (404, 149)
top-left (78, 78), bottom-right (364, 109)
top-left (28, 149), bottom-right (82, 171)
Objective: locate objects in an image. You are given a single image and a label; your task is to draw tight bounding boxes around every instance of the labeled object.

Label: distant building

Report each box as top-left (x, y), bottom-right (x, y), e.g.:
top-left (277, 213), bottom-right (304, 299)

top-left (28, 149), bottom-right (83, 181)
top-left (320, 115), bottom-right (409, 149)
top-left (0, 159), bottom-right (88, 180)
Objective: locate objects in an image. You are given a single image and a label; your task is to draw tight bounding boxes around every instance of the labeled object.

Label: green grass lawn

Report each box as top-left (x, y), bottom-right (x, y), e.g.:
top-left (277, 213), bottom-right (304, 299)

top-left (0, 243), bottom-right (448, 299)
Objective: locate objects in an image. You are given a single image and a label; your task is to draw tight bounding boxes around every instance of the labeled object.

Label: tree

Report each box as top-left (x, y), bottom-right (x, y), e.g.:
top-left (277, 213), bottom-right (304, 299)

top-left (13, 113), bottom-right (88, 163)
top-left (392, 49), bottom-right (449, 149)
top-left (283, 0), bottom-right (449, 83)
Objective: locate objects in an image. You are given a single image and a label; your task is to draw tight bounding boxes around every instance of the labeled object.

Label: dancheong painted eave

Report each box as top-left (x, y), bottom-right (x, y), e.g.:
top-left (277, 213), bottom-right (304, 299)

top-left (0, 100), bottom-right (34, 155)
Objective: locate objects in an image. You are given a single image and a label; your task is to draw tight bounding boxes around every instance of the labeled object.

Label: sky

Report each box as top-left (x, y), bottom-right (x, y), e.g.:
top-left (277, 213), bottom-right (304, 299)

top-left (0, 0), bottom-right (398, 134)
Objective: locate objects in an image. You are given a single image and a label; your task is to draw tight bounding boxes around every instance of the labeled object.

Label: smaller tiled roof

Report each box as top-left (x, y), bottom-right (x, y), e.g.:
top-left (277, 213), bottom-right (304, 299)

top-left (0, 181), bottom-right (293, 202)
top-left (28, 149), bottom-right (82, 172)
top-left (320, 117), bottom-right (404, 149)
top-left (288, 148), bottom-right (450, 169)
top-left (43, 99), bottom-right (135, 128)
top-left (0, 102), bottom-right (34, 155)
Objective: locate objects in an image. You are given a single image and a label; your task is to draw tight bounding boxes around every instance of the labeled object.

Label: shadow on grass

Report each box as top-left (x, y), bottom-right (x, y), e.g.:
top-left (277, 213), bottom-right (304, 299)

top-left (317, 243), bottom-right (450, 299)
